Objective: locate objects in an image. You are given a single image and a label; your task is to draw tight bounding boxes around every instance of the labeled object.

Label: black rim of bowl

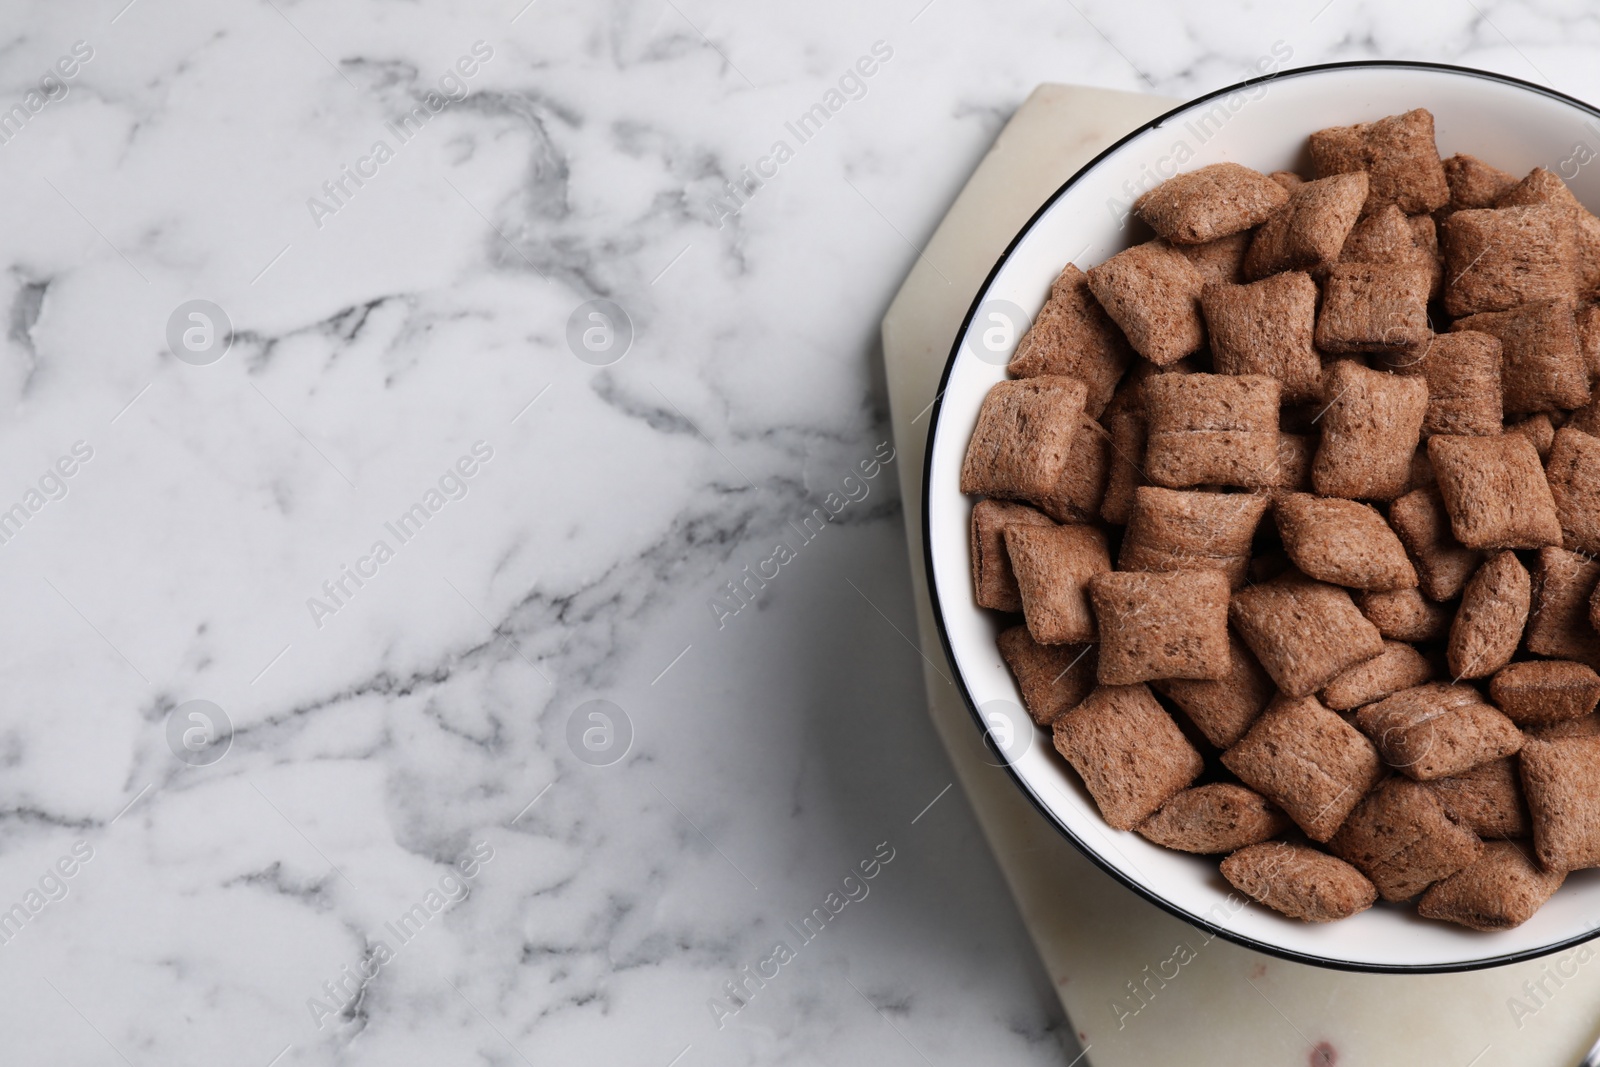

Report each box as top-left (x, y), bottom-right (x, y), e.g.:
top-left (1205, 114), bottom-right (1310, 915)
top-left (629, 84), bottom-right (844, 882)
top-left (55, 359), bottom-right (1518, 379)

top-left (921, 58), bottom-right (1600, 974)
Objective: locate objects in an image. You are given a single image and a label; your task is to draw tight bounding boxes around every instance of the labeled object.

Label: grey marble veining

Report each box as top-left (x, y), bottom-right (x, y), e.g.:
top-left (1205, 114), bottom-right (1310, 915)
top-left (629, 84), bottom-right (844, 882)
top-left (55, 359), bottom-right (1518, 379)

top-left (0, 1), bottom-right (1591, 1064)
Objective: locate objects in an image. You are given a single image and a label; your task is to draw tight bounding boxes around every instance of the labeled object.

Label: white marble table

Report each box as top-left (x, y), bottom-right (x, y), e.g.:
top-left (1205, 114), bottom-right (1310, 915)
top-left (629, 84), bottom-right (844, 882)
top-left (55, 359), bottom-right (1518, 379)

top-left (1, 1), bottom-right (1598, 1064)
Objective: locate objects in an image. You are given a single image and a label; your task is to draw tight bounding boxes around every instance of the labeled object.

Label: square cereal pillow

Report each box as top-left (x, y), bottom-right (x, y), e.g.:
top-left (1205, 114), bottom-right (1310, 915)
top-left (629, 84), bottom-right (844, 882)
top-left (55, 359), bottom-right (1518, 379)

top-left (1230, 574), bottom-right (1385, 697)
top-left (1521, 735), bottom-right (1600, 871)
top-left (1117, 486), bottom-right (1269, 590)
top-left (1308, 108), bottom-right (1450, 216)
top-left (1427, 433), bottom-right (1563, 549)
top-left (1274, 493), bottom-right (1418, 591)
top-left (1443, 153), bottom-right (1518, 212)
top-left (1086, 240), bottom-right (1206, 366)
top-left (1005, 524), bottom-right (1111, 645)
top-left (1321, 640), bottom-right (1434, 711)
top-left (1380, 331), bottom-right (1503, 438)
top-left (1314, 263), bottom-right (1432, 353)
top-left (1418, 841), bottom-right (1565, 931)
top-left (1340, 203), bottom-right (1442, 297)
top-left (1200, 272), bottom-right (1323, 402)
top-left (1143, 373), bottom-right (1281, 489)
top-left (1329, 777), bottom-right (1483, 902)
top-left (1451, 300), bottom-right (1590, 415)
top-left (960, 376), bottom-right (1088, 501)
top-left (1087, 569), bottom-right (1231, 685)
top-left (997, 625), bottom-right (1096, 727)
top-left (1442, 206), bottom-right (1575, 316)
top-left (969, 499), bottom-right (1055, 611)
top-left (1545, 427), bottom-right (1600, 555)
top-left (1133, 162), bottom-right (1288, 244)
top-left (1447, 552), bottom-right (1531, 680)
top-left (1312, 362), bottom-right (1427, 501)
top-left (1221, 842), bottom-right (1377, 922)
top-left (1221, 694), bottom-right (1383, 841)
top-left (1052, 684), bottom-right (1203, 830)
top-left (1355, 682), bottom-right (1523, 780)
top-left (1243, 172), bottom-right (1368, 279)
top-left (1137, 783), bottom-right (1290, 854)
top-left (1388, 486), bottom-right (1482, 601)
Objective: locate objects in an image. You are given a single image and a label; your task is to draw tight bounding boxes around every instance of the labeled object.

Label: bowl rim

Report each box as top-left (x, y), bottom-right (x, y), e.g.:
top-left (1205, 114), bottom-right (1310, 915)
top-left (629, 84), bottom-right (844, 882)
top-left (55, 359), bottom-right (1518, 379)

top-left (920, 58), bottom-right (1600, 973)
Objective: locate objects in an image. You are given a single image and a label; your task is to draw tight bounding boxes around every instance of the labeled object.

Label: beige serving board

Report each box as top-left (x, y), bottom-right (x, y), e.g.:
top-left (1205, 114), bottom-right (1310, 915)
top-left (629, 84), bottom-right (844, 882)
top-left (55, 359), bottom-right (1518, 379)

top-left (881, 82), bottom-right (1600, 1067)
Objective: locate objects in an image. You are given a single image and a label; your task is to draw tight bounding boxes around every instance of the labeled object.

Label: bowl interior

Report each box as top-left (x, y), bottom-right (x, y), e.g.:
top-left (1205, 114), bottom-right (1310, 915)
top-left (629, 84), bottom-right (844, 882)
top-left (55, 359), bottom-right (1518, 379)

top-left (926, 62), bottom-right (1600, 971)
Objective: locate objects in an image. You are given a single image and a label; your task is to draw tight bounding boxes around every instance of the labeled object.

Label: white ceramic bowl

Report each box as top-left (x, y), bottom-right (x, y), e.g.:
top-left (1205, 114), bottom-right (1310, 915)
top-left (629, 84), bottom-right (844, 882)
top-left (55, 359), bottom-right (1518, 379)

top-left (924, 61), bottom-right (1600, 972)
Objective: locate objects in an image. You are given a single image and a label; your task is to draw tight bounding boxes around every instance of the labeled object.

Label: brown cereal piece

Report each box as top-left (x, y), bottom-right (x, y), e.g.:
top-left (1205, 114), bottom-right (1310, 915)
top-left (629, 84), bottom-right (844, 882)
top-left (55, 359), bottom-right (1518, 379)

top-left (1269, 170), bottom-right (1306, 191)
top-left (1118, 486), bottom-right (1270, 590)
top-left (1315, 263), bottom-right (1432, 353)
top-left (1388, 486), bottom-right (1482, 602)
top-left (1138, 783), bottom-right (1291, 854)
top-left (1231, 575), bottom-right (1386, 698)
top-left (1274, 433), bottom-right (1315, 491)
top-left (960, 376), bottom-right (1089, 501)
top-left (1052, 684), bottom-right (1203, 830)
top-left (1448, 551), bottom-right (1532, 680)
top-left (1356, 587), bottom-right (1452, 641)
top-left (1143, 373), bottom-right (1280, 489)
top-left (1418, 840), bottom-right (1565, 931)
top-left (1221, 841), bottom-right (1378, 922)
top-left (1508, 414), bottom-right (1557, 459)
top-left (1133, 163), bottom-right (1290, 244)
top-left (1442, 153), bottom-right (1519, 212)
top-left (1005, 524), bottom-right (1111, 645)
top-left (1175, 231), bottom-right (1250, 287)
top-left (1312, 362), bottom-right (1428, 500)
top-left (1452, 300), bottom-right (1591, 414)
top-left (1431, 758), bottom-right (1531, 839)
top-left (1381, 331), bottom-right (1503, 438)
top-left (1546, 427), bottom-right (1600, 555)
top-left (1579, 304), bottom-right (1600, 382)
top-left (1490, 660), bottom-right (1600, 726)
top-left (1274, 493), bottom-right (1418, 591)
top-left (1086, 240), bottom-right (1207, 366)
top-left (1341, 204), bottom-right (1443, 297)
top-left (1329, 777), bottom-right (1484, 901)
top-left (1322, 640), bottom-right (1434, 711)
top-left (1221, 694), bottom-right (1383, 841)
top-left (1309, 108), bottom-right (1450, 216)
top-left (1531, 714), bottom-right (1600, 740)
top-left (1442, 206), bottom-right (1576, 316)
top-left (1153, 634), bottom-right (1274, 748)
top-left (1428, 433), bottom-right (1564, 548)
top-left (1526, 547), bottom-right (1600, 665)
top-left (1038, 415), bottom-right (1112, 524)
top-left (1200, 272), bottom-right (1323, 402)
top-left (970, 500), bottom-right (1056, 611)
top-left (1356, 682), bottom-right (1524, 780)
top-left (1007, 265), bottom-right (1132, 416)
top-left (1099, 406), bottom-right (1144, 524)
top-left (997, 625), bottom-right (1097, 727)
top-left (1243, 172), bottom-right (1369, 279)
top-left (1520, 734), bottom-right (1600, 870)
top-left (1496, 166), bottom-right (1600, 291)
top-left (1087, 569), bottom-right (1231, 685)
